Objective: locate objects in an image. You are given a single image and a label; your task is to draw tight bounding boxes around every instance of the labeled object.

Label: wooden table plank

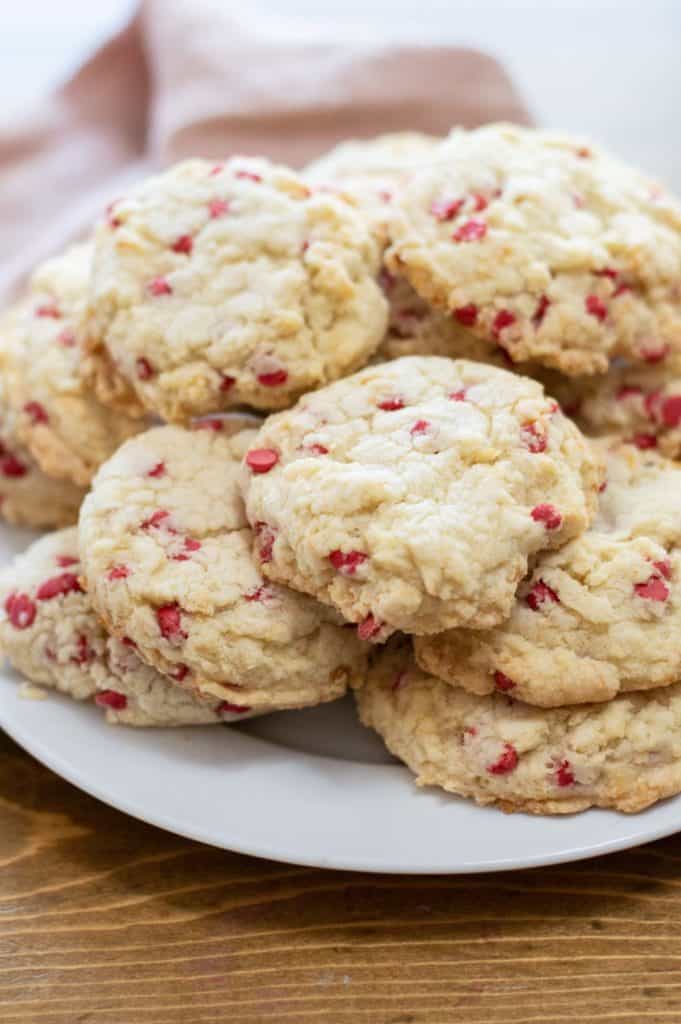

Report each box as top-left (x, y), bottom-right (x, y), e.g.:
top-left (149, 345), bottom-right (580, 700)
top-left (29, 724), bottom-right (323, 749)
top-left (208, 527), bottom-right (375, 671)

top-left (2, 729), bottom-right (681, 1024)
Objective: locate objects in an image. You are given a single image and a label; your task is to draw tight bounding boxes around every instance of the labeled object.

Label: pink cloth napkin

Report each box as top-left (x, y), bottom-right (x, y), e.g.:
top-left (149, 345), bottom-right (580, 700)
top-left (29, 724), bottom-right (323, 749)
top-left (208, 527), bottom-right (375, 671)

top-left (0, 0), bottom-right (530, 299)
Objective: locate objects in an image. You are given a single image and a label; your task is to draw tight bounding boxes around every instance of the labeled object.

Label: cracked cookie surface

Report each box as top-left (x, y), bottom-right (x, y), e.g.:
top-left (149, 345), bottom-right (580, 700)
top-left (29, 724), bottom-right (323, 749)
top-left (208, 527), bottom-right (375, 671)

top-left (241, 356), bottom-right (603, 637)
top-left (387, 123), bottom-right (681, 376)
top-left (88, 157), bottom-right (388, 422)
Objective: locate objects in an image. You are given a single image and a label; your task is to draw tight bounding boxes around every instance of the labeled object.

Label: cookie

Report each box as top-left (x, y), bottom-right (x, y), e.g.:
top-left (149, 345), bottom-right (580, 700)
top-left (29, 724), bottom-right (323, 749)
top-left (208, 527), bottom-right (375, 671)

top-left (87, 157), bottom-right (388, 422)
top-left (0, 529), bottom-right (227, 726)
top-left (241, 356), bottom-right (603, 637)
top-left (93, 639), bottom-right (248, 727)
top-left (542, 360), bottom-right (681, 459)
top-left (4, 243), bottom-right (147, 486)
top-left (78, 424), bottom-right (367, 711)
top-left (304, 132), bottom-right (439, 239)
top-left (305, 133), bottom-right (439, 186)
top-left (416, 439), bottom-right (681, 706)
top-left (81, 334), bottom-right (148, 420)
top-left (376, 270), bottom-right (510, 363)
top-left (387, 123), bottom-right (681, 376)
top-left (358, 638), bottom-right (681, 814)
top-left (0, 323), bottom-right (85, 528)
top-left (377, 270), bottom-right (587, 410)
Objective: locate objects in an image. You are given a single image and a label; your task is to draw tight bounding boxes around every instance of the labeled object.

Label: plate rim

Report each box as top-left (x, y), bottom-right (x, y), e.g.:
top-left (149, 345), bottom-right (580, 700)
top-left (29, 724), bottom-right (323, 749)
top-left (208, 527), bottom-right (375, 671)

top-left (2, 686), bottom-right (680, 875)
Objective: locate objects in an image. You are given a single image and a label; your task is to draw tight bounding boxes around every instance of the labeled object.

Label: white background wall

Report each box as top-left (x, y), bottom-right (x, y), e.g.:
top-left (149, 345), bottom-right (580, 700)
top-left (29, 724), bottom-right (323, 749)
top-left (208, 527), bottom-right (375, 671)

top-left (2, 0), bottom-right (680, 186)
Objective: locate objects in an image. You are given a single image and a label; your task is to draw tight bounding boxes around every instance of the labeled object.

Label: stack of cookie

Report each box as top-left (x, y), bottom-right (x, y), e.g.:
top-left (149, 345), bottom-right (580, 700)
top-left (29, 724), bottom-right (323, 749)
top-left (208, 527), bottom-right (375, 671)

top-left (0, 156), bottom-right (385, 726)
top-left (317, 124), bottom-right (681, 814)
top-left (0, 424), bottom-right (367, 727)
top-left (2, 124), bottom-right (681, 814)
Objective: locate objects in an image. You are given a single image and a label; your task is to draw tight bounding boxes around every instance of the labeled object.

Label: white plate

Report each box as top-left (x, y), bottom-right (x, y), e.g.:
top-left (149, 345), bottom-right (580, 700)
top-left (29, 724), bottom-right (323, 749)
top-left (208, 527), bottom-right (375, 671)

top-left (1, 524), bottom-right (680, 873)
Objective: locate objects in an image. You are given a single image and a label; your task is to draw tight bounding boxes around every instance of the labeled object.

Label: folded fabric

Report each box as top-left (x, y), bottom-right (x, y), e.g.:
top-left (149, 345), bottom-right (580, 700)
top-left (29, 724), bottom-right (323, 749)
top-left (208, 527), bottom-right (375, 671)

top-left (0, 0), bottom-right (530, 299)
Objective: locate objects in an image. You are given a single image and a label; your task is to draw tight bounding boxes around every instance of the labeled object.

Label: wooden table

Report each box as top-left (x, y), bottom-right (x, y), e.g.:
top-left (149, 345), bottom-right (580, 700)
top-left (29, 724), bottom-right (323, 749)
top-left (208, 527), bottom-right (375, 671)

top-left (2, 730), bottom-right (681, 1024)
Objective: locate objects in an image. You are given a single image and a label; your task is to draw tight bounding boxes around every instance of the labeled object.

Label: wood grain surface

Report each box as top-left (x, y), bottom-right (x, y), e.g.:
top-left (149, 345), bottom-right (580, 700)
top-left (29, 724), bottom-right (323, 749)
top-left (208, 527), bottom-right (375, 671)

top-left (2, 729), bottom-right (681, 1024)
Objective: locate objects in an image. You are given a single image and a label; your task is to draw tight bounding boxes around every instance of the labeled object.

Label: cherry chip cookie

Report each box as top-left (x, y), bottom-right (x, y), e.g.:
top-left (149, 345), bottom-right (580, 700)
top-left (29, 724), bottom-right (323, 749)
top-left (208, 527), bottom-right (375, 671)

top-left (4, 243), bottom-right (146, 486)
top-left (387, 123), bottom-right (681, 376)
top-left (304, 132), bottom-right (439, 240)
top-left (78, 424), bottom-right (368, 712)
top-left (375, 271), bottom-right (502, 364)
top-left (304, 132), bottom-right (439, 191)
top-left (543, 359), bottom-right (681, 459)
top-left (240, 356), bottom-right (603, 638)
top-left (88, 157), bottom-right (388, 422)
top-left (416, 439), bottom-right (681, 707)
top-left (358, 639), bottom-right (681, 815)
top-left (0, 529), bottom-right (231, 726)
top-left (0, 321), bottom-right (85, 528)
